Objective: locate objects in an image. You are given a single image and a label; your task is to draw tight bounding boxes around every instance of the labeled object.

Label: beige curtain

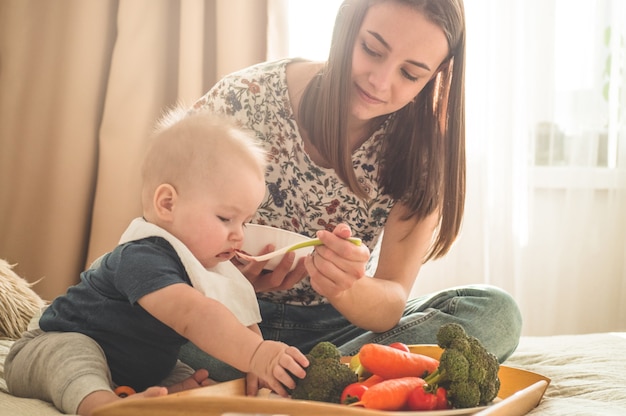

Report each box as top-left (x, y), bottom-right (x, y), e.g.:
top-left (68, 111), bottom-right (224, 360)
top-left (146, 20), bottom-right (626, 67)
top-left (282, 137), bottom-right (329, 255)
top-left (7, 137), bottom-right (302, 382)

top-left (0, 0), bottom-right (268, 301)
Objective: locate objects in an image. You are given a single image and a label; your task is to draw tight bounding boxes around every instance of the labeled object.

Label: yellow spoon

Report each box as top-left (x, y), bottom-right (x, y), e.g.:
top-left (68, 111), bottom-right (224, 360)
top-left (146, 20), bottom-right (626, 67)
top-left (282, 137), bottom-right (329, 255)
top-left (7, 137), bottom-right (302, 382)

top-left (236, 237), bottom-right (362, 262)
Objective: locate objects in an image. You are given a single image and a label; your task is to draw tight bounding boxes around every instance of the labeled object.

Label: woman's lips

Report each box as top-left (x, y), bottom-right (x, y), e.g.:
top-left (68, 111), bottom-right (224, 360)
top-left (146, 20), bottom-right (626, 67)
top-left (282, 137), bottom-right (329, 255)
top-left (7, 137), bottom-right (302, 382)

top-left (355, 83), bottom-right (385, 104)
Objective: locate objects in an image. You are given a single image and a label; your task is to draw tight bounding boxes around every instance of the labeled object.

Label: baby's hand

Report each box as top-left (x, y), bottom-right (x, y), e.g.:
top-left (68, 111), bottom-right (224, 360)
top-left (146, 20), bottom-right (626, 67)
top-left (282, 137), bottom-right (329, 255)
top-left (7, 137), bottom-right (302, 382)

top-left (245, 372), bottom-right (261, 396)
top-left (248, 341), bottom-right (309, 396)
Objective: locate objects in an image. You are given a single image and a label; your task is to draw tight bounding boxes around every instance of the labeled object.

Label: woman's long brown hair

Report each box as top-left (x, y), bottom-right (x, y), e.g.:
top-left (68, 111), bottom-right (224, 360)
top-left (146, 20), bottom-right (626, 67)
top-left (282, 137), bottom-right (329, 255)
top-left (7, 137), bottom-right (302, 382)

top-left (299, 0), bottom-right (466, 260)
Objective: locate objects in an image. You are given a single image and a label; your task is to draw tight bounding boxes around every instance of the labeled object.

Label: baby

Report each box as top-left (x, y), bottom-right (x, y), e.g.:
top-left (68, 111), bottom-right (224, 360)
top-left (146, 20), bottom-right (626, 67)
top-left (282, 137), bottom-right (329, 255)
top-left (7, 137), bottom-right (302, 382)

top-left (5, 110), bottom-right (308, 415)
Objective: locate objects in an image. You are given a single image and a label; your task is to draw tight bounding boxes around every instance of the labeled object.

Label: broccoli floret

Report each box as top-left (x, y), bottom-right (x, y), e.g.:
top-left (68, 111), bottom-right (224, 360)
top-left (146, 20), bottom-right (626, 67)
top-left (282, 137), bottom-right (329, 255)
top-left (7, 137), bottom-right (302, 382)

top-left (437, 322), bottom-right (468, 348)
top-left (467, 336), bottom-right (500, 403)
top-left (308, 341), bottom-right (342, 361)
top-left (424, 323), bottom-right (500, 408)
top-left (290, 342), bottom-right (357, 403)
top-left (438, 348), bottom-right (470, 382)
top-left (448, 380), bottom-right (481, 408)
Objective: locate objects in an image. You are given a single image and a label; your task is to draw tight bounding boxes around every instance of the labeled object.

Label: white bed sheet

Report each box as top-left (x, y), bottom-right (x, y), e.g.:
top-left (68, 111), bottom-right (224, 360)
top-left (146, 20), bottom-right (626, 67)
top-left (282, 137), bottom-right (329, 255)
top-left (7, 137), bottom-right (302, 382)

top-left (504, 332), bottom-right (626, 416)
top-left (2, 333), bottom-right (625, 416)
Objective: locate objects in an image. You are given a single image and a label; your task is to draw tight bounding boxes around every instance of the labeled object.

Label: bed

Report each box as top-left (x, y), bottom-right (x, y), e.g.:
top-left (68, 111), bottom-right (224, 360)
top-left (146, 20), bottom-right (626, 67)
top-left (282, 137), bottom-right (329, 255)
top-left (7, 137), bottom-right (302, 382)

top-left (3, 333), bottom-right (626, 415)
top-left (1, 259), bottom-right (626, 415)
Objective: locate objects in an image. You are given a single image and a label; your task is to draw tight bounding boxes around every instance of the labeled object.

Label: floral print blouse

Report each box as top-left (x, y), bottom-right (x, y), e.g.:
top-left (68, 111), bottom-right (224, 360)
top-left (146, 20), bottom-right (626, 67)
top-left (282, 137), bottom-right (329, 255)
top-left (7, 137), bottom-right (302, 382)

top-left (192, 58), bottom-right (395, 305)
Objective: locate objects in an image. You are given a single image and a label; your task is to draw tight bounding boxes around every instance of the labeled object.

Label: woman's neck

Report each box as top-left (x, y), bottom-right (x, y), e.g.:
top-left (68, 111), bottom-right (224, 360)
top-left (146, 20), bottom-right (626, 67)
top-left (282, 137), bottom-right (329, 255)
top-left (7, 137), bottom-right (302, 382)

top-left (286, 61), bottom-right (330, 167)
top-left (286, 60), bottom-right (382, 162)
top-left (347, 118), bottom-right (374, 151)
top-left (286, 60), bottom-right (323, 119)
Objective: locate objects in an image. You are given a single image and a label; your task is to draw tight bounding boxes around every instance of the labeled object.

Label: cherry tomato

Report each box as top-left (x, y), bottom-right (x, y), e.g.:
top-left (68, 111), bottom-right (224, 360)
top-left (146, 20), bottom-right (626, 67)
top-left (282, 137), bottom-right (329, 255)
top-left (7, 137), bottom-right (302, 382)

top-left (388, 342), bottom-right (411, 353)
top-left (114, 385), bottom-right (136, 398)
top-left (435, 386), bottom-right (450, 409)
top-left (341, 382), bottom-right (369, 405)
top-left (407, 385), bottom-right (438, 411)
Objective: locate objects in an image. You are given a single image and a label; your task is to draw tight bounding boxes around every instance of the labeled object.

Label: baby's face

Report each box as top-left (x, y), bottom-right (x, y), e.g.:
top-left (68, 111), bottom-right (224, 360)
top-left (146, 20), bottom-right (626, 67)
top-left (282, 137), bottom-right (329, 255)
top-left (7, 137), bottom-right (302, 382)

top-left (167, 165), bottom-right (265, 269)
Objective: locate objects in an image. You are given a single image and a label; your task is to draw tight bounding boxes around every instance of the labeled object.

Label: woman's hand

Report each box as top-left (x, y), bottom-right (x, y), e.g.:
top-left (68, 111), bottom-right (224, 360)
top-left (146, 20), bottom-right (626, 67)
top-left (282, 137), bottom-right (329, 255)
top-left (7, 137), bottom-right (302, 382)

top-left (305, 223), bottom-right (370, 299)
top-left (233, 247), bottom-right (309, 292)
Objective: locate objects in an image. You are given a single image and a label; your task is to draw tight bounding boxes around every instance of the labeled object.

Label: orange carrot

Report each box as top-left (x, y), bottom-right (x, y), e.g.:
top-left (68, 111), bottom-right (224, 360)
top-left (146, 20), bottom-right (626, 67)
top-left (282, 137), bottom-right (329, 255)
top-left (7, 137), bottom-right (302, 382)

top-left (361, 374), bottom-right (385, 387)
top-left (358, 377), bottom-right (425, 410)
top-left (358, 343), bottom-right (439, 379)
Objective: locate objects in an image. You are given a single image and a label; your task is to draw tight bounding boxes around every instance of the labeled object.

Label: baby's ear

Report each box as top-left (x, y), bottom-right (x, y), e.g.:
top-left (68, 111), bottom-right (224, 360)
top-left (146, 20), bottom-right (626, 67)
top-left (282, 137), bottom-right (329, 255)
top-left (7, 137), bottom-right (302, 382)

top-left (153, 184), bottom-right (177, 221)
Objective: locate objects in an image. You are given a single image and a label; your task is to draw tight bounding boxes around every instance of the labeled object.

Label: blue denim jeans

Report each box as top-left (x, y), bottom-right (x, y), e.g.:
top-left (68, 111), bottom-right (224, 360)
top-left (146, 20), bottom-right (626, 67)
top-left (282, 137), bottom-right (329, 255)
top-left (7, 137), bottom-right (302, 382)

top-left (179, 284), bottom-right (522, 381)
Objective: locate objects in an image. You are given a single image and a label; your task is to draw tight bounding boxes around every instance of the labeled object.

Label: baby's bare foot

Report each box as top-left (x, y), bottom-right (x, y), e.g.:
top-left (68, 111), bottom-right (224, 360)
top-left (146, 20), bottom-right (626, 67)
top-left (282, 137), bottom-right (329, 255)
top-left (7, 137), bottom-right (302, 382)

top-left (167, 369), bottom-right (215, 393)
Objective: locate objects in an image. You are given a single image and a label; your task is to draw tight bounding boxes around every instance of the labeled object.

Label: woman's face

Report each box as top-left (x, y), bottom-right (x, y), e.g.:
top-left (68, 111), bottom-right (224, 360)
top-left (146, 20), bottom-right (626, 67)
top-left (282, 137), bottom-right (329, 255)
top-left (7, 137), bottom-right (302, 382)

top-left (350, 1), bottom-right (449, 121)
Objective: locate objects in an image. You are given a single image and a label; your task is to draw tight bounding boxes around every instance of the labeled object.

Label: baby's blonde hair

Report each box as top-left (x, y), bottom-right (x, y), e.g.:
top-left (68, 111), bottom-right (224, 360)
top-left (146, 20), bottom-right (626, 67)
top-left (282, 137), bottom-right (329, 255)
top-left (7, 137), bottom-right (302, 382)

top-left (141, 108), bottom-right (267, 212)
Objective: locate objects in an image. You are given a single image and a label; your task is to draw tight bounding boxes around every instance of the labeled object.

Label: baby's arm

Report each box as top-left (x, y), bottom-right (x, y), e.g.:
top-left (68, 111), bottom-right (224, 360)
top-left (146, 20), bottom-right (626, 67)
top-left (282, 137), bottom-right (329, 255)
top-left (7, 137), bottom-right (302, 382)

top-left (137, 283), bottom-right (308, 395)
top-left (244, 325), bottom-right (262, 396)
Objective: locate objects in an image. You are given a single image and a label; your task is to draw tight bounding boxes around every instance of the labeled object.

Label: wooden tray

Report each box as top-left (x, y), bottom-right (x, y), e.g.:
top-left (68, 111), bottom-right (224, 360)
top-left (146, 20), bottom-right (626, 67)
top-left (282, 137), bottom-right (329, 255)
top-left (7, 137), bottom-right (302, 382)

top-left (93, 345), bottom-right (550, 416)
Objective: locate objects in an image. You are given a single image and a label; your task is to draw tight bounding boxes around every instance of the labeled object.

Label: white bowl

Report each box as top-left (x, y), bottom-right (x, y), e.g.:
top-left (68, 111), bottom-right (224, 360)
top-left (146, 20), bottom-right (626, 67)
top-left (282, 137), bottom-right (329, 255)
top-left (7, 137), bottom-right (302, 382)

top-left (241, 224), bottom-right (313, 271)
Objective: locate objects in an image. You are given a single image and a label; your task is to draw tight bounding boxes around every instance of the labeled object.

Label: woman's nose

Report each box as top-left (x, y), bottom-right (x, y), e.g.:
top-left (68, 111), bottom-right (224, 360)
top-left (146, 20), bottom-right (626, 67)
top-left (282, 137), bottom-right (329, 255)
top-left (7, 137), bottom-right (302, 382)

top-left (368, 63), bottom-right (393, 91)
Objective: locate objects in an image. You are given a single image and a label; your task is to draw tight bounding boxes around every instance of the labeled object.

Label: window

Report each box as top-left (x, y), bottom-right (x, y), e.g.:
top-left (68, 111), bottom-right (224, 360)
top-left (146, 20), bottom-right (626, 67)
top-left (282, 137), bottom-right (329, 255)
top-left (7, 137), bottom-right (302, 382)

top-left (282, 0), bottom-right (626, 190)
top-left (531, 0), bottom-right (625, 189)
top-left (284, 1), bottom-right (343, 60)
top-left (535, 0), bottom-right (623, 169)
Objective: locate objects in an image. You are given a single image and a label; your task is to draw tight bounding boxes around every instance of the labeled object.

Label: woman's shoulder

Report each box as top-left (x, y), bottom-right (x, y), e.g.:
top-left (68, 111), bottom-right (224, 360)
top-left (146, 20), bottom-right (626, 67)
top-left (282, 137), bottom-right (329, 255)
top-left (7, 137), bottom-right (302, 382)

top-left (212, 58), bottom-right (322, 88)
top-left (285, 59), bottom-right (324, 98)
top-left (194, 59), bottom-right (295, 119)
top-left (220, 58), bottom-right (297, 82)
top-left (194, 59), bottom-right (290, 108)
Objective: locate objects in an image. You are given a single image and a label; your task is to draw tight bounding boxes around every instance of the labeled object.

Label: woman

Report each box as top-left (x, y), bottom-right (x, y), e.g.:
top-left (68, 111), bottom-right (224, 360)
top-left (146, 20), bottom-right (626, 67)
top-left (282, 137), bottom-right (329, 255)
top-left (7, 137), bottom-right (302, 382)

top-left (182, 0), bottom-right (522, 382)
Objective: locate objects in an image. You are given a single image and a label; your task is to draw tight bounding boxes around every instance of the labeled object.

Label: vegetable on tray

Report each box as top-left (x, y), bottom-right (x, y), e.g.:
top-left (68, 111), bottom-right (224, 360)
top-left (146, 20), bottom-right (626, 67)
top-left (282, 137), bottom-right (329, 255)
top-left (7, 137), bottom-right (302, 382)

top-left (289, 324), bottom-right (501, 411)
top-left (361, 374), bottom-right (385, 387)
top-left (358, 343), bottom-right (439, 380)
top-left (407, 383), bottom-right (439, 411)
top-left (340, 382), bottom-right (369, 405)
top-left (290, 341), bottom-right (357, 403)
top-left (340, 374), bottom-right (385, 405)
top-left (423, 323), bottom-right (501, 408)
top-left (357, 376), bottom-right (426, 411)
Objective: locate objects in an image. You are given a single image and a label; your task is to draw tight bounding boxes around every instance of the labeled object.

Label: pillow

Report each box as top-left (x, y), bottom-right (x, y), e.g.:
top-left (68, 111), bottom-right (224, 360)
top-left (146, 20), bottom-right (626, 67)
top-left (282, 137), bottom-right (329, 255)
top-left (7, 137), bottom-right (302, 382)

top-left (0, 259), bottom-right (46, 340)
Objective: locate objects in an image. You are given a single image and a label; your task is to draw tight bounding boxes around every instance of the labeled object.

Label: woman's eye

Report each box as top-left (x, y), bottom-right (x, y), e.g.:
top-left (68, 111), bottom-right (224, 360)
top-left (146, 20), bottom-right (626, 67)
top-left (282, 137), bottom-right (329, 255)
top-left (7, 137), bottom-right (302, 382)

top-left (361, 40), bottom-right (418, 82)
top-left (361, 41), bottom-right (380, 57)
top-left (401, 69), bottom-right (418, 82)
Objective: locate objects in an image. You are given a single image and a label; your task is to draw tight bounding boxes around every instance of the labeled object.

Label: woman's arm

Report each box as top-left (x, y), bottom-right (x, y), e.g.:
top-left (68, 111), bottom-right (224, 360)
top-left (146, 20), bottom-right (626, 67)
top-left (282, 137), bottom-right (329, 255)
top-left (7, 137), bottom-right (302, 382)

top-left (307, 203), bottom-right (440, 332)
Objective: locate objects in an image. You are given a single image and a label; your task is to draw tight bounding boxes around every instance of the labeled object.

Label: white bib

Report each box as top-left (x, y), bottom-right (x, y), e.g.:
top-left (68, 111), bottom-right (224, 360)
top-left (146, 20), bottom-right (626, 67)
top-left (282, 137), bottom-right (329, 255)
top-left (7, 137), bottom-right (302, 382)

top-left (118, 218), bottom-right (260, 326)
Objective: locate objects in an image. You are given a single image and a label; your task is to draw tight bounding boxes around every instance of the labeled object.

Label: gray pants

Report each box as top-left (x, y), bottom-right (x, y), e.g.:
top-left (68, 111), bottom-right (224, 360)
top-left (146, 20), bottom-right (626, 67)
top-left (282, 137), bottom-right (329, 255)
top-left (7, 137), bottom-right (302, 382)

top-left (5, 313), bottom-right (194, 414)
